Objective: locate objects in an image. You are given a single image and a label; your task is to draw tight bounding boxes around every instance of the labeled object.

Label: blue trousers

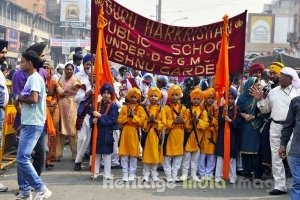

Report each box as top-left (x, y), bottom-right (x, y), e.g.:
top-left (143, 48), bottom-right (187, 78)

top-left (290, 156), bottom-right (300, 200)
top-left (17, 125), bottom-right (46, 194)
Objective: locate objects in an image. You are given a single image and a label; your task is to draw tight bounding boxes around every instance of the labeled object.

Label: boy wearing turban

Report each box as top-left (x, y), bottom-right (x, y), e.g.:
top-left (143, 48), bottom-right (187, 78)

top-left (141, 87), bottom-right (165, 182)
top-left (180, 87), bottom-right (209, 182)
top-left (118, 88), bottom-right (147, 182)
top-left (92, 83), bottom-right (119, 180)
top-left (198, 88), bottom-right (219, 181)
top-left (215, 88), bottom-right (239, 184)
top-left (162, 85), bottom-right (188, 182)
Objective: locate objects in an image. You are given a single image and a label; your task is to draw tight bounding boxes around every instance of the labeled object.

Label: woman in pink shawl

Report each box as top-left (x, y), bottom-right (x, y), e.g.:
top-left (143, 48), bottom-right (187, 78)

top-left (55, 63), bottom-right (81, 160)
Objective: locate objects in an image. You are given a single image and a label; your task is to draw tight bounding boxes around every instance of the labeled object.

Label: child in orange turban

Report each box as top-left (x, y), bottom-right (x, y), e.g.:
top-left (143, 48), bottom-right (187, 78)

top-left (118, 87), bottom-right (146, 182)
top-left (198, 87), bottom-right (218, 181)
top-left (181, 87), bottom-right (209, 182)
top-left (162, 85), bottom-right (188, 182)
top-left (141, 87), bottom-right (164, 182)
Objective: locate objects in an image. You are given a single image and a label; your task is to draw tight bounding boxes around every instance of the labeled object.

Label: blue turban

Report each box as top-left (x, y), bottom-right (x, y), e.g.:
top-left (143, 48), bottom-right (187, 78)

top-left (83, 54), bottom-right (93, 65)
top-left (229, 87), bottom-right (237, 100)
top-left (100, 83), bottom-right (115, 96)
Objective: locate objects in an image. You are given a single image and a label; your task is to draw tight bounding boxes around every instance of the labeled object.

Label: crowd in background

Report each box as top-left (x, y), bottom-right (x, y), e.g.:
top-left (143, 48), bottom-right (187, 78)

top-left (0, 40), bottom-right (300, 200)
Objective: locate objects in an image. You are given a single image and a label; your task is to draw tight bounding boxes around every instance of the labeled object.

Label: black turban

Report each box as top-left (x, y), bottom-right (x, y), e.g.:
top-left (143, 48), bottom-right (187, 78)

top-left (0, 39), bottom-right (8, 51)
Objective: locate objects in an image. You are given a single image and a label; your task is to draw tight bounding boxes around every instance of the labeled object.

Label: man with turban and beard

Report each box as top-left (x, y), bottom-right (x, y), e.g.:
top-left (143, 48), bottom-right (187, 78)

top-left (91, 83), bottom-right (119, 180)
top-left (118, 88), bottom-right (147, 182)
top-left (162, 85), bottom-right (188, 182)
top-left (180, 87), bottom-right (209, 182)
top-left (250, 67), bottom-right (300, 195)
top-left (73, 54), bottom-right (94, 171)
top-left (257, 62), bottom-right (285, 180)
top-left (0, 39), bottom-right (9, 192)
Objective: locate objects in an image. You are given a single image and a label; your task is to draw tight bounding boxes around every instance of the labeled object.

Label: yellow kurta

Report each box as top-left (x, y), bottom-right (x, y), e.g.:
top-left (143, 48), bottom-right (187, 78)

top-left (118, 104), bottom-right (146, 157)
top-left (200, 105), bottom-right (218, 154)
top-left (142, 104), bottom-right (164, 164)
top-left (162, 103), bottom-right (188, 156)
top-left (185, 106), bottom-right (209, 152)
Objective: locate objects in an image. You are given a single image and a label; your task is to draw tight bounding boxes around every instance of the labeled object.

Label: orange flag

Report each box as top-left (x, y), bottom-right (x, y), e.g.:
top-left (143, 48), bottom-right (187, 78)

top-left (91, 6), bottom-right (114, 173)
top-left (214, 15), bottom-right (230, 180)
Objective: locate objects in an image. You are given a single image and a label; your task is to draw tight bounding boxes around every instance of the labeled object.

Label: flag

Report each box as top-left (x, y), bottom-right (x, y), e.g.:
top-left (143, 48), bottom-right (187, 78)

top-left (91, 6), bottom-right (114, 174)
top-left (214, 15), bottom-right (230, 180)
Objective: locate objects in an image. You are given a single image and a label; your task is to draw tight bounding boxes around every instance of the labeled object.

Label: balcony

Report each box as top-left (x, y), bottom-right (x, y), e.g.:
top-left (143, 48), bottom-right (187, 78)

top-left (0, 16), bottom-right (51, 39)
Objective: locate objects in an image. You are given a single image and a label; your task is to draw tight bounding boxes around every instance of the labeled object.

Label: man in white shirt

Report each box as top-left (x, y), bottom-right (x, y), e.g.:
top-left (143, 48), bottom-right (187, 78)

top-left (250, 67), bottom-right (300, 195)
top-left (74, 54), bottom-right (93, 171)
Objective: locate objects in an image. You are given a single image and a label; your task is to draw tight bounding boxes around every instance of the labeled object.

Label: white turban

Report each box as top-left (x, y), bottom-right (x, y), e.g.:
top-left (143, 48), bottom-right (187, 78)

top-left (281, 67), bottom-right (300, 88)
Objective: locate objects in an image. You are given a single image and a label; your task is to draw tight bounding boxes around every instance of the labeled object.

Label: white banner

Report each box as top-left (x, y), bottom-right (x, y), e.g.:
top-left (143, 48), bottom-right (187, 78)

top-left (50, 38), bottom-right (90, 47)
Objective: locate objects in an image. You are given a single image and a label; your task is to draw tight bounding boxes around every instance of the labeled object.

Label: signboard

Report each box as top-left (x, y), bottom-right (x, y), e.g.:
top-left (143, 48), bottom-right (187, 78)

top-left (248, 13), bottom-right (275, 44)
top-left (5, 29), bottom-right (20, 51)
top-left (50, 38), bottom-right (90, 47)
top-left (91, 0), bottom-right (247, 76)
top-left (60, 0), bottom-right (87, 28)
top-left (62, 45), bottom-right (70, 55)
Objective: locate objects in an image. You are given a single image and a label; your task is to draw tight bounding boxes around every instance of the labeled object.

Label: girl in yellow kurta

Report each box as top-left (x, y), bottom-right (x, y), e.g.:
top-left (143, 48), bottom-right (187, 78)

top-left (198, 88), bottom-right (218, 181)
top-left (141, 87), bottom-right (164, 182)
top-left (118, 88), bottom-right (146, 182)
top-left (162, 85), bottom-right (188, 182)
top-left (181, 87), bottom-right (209, 182)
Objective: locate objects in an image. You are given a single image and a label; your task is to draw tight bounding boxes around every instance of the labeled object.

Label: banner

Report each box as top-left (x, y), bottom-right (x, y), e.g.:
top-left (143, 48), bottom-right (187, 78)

top-left (50, 38), bottom-right (90, 47)
top-left (91, 0), bottom-right (247, 76)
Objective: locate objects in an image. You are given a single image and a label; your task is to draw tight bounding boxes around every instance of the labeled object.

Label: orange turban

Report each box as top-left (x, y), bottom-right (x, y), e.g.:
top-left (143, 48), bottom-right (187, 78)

top-left (127, 88), bottom-right (141, 100)
top-left (204, 88), bottom-right (216, 99)
top-left (168, 85), bottom-right (182, 98)
top-left (269, 62), bottom-right (284, 74)
top-left (190, 87), bottom-right (204, 100)
top-left (147, 87), bottom-right (162, 99)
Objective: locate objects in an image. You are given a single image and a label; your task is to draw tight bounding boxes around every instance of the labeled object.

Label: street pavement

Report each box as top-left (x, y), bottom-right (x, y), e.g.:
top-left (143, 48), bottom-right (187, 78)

top-left (0, 147), bottom-right (291, 200)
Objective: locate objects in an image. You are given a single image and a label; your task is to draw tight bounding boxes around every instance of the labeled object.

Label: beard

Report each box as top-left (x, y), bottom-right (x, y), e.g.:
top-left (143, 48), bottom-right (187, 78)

top-left (0, 57), bottom-right (6, 64)
top-left (272, 79), bottom-right (279, 86)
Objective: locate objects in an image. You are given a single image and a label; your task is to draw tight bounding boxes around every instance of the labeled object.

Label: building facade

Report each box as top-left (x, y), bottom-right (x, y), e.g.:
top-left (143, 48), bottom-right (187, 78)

top-left (0, 0), bottom-right (54, 66)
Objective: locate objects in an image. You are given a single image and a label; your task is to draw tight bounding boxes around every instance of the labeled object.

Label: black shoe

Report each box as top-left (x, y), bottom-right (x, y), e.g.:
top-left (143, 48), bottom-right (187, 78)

top-left (111, 165), bottom-right (122, 169)
top-left (45, 163), bottom-right (54, 168)
top-left (74, 162), bottom-right (82, 171)
top-left (269, 189), bottom-right (287, 195)
top-left (157, 166), bottom-right (164, 172)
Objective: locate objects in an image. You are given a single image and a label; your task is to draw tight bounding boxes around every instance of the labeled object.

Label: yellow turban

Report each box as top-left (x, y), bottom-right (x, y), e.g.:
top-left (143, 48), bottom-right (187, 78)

top-left (147, 87), bottom-right (162, 99)
top-left (204, 88), bottom-right (216, 99)
top-left (127, 88), bottom-right (141, 100)
top-left (190, 87), bottom-right (204, 100)
top-left (168, 85), bottom-right (182, 98)
top-left (269, 62), bottom-right (285, 74)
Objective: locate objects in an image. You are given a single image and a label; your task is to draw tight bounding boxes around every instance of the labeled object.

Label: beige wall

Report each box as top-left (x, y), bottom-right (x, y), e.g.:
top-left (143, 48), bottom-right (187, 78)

top-left (15, 0), bottom-right (46, 16)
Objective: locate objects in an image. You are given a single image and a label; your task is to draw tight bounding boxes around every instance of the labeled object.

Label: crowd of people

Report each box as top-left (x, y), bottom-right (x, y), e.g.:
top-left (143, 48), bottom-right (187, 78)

top-left (0, 38), bottom-right (299, 200)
